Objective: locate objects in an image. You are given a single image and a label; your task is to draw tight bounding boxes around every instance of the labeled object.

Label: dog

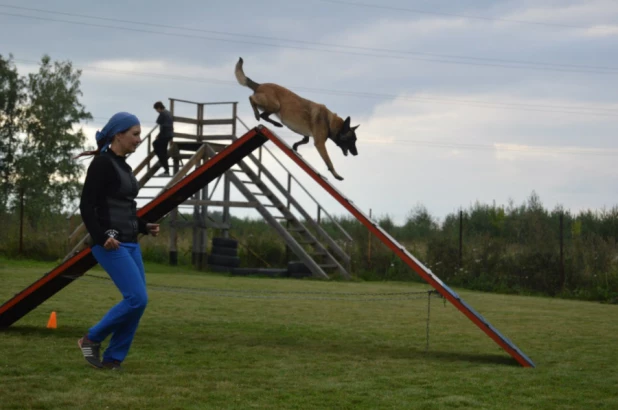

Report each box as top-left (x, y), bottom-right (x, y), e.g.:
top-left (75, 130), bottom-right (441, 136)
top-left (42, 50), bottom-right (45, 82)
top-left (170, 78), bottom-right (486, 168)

top-left (234, 57), bottom-right (359, 181)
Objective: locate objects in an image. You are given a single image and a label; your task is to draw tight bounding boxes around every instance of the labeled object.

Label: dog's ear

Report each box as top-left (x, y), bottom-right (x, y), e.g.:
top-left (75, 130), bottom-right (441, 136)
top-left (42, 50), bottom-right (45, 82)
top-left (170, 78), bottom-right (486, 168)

top-left (343, 116), bottom-right (351, 130)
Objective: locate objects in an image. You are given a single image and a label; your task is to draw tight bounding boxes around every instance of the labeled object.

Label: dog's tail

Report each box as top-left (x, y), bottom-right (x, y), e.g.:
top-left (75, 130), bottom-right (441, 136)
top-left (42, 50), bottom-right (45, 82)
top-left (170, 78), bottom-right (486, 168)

top-left (235, 57), bottom-right (260, 92)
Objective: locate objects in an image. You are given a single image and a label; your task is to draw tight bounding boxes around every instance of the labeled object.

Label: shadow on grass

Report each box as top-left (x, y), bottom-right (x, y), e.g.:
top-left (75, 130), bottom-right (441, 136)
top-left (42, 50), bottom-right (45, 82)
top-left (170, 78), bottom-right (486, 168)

top-left (412, 348), bottom-right (521, 367)
top-left (147, 325), bottom-right (524, 368)
top-left (2, 325), bottom-right (525, 368)
top-left (1, 324), bottom-right (87, 338)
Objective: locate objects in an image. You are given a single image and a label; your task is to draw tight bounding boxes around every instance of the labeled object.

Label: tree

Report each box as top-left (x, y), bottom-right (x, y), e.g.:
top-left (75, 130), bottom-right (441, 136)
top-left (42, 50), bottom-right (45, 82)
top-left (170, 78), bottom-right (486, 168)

top-left (0, 53), bottom-right (26, 213)
top-left (13, 55), bottom-right (92, 222)
top-left (402, 203), bottom-right (437, 240)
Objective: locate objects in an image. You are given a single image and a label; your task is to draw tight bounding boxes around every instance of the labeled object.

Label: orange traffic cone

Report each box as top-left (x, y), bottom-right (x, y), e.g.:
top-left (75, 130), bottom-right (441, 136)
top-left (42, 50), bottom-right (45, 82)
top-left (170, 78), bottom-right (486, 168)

top-left (47, 311), bottom-right (57, 329)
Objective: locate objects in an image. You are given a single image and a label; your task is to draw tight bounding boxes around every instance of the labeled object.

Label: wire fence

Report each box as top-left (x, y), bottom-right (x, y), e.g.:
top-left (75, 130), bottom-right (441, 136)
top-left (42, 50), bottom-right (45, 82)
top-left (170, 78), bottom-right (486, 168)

top-left (79, 273), bottom-right (445, 350)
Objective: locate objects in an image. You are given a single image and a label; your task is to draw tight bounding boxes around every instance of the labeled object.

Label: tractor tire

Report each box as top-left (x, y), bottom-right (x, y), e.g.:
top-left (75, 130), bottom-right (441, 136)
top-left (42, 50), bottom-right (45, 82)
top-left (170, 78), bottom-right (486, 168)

top-left (208, 254), bottom-right (240, 268)
top-left (211, 246), bottom-right (238, 257)
top-left (212, 237), bottom-right (238, 249)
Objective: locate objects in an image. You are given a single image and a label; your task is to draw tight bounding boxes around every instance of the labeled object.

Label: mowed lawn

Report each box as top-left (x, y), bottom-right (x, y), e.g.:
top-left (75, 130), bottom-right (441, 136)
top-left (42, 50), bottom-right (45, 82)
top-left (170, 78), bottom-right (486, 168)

top-left (0, 258), bottom-right (617, 409)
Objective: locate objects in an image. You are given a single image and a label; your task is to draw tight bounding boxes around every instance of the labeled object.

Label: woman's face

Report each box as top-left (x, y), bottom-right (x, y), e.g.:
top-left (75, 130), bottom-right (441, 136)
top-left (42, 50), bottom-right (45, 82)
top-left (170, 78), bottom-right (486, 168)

top-left (113, 125), bottom-right (142, 155)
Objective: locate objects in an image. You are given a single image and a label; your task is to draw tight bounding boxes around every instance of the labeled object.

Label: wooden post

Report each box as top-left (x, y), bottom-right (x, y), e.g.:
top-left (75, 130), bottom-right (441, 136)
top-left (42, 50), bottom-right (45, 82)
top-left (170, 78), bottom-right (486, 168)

top-left (223, 171), bottom-right (231, 239)
top-left (192, 191), bottom-right (198, 268)
top-left (146, 132), bottom-right (151, 172)
top-left (286, 174), bottom-right (292, 211)
top-left (368, 208), bottom-right (372, 266)
top-left (200, 104), bottom-right (208, 269)
top-left (459, 209), bottom-right (463, 269)
top-left (223, 103), bottom-right (235, 240)
top-left (203, 149), bottom-right (209, 246)
top-left (232, 102), bottom-right (238, 138)
top-left (285, 173), bottom-right (292, 262)
top-left (197, 103), bottom-right (203, 141)
top-left (168, 98), bottom-right (177, 265)
top-left (559, 212), bottom-right (565, 290)
top-left (169, 156), bottom-right (179, 266)
top-left (258, 146), bottom-right (263, 179)
top-left (19, 187), bottom-right (24, 255)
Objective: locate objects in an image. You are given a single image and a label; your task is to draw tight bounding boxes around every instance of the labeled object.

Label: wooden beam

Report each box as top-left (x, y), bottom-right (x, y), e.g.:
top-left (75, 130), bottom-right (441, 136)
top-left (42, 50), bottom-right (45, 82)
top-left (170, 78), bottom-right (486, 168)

top-left (182, 200), bottom-right (258, 208)
top-left (163, 144), bottom-right (208, 190)
top-left (172, 132), bottom-right (235, 141)
top-left (169, 98), bottom-right (237, 106)
top-left (133, 151), bottom-right (156, 176)
top-left (173, 116), bottom-right (234, 126)
top-left (171, 220), bottom-right (231, 229)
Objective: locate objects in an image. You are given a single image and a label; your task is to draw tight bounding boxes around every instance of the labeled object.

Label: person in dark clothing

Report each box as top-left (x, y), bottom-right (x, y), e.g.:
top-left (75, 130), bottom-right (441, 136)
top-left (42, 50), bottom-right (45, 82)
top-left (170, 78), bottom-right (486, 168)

top-left (74, 111), bottom-right (160, 370)
top-left (153, 101), bottom-right (174, 176)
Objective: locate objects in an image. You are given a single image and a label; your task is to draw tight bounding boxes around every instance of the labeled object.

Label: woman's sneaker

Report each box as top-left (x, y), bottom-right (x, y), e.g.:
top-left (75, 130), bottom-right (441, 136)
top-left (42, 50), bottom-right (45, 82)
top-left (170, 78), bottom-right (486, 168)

top-left (102, 360), bottom-right (123, 371)
top-left (77, 335), bottom-right (103, 369)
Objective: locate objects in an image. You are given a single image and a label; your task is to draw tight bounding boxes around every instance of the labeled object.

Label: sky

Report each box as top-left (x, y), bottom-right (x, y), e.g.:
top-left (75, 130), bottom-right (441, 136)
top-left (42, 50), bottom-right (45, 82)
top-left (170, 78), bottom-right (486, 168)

top-left (1, 0), bottom-right (617, 226)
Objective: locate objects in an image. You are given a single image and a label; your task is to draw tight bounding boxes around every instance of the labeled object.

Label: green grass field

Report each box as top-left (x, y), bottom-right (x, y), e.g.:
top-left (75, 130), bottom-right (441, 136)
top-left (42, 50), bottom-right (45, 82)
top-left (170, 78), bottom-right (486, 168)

top-left (1, 257), bottom-right (617, 409)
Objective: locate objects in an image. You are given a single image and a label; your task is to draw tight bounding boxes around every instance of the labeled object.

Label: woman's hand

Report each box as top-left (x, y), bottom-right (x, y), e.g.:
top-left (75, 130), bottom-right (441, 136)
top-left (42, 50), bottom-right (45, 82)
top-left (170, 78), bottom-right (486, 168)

top-left (103, 237), bottom-right (121, 250)
top-left (146, 223), bottom-right (160, 237)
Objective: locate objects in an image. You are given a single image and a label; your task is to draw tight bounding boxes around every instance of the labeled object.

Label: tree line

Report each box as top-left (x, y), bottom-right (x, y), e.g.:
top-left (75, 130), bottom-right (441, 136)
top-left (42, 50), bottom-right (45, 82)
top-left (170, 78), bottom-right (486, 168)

top-left (0, 53), bottom-right (92, 225)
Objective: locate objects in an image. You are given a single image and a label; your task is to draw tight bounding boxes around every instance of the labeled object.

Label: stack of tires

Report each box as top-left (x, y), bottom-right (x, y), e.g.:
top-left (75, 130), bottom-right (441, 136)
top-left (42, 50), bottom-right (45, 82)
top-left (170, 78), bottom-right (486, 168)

top-left (287, 261), bottom-right (312, 279)
top-left (207, 237), bottom-right (240, 273)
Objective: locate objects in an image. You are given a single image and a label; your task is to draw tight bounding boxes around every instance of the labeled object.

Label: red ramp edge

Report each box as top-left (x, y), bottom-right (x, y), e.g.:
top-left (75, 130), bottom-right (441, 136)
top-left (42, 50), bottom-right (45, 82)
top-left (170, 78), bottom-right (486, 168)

top-left (261, 127), bottom-right (536, 368)
top-left (0, 128), bottom-right (268, 328)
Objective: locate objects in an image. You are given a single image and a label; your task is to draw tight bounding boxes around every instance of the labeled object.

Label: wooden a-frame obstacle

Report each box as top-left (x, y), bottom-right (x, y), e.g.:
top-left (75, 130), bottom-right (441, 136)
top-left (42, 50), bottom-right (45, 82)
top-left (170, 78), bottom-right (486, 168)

top-left (65, 99), bottom-right (353, 278)
top-left (0, 124), bottom-right (535, 368)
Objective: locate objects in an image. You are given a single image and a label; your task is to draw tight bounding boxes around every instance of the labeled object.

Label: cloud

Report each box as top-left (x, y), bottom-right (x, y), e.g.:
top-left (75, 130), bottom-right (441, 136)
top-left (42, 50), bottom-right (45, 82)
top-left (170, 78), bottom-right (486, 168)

top-left (304, 88), bottom-right (618, 222)
top-left (354, 89), bottom-right (618, 147)
top-left (83, 58), bottom-right (235, 84)
top-left (499, 0), bottom-right (618, 40)
top-left (498, 0), bottom-right (618, 26)
top-left (580, 25), bottom-right (618, 37)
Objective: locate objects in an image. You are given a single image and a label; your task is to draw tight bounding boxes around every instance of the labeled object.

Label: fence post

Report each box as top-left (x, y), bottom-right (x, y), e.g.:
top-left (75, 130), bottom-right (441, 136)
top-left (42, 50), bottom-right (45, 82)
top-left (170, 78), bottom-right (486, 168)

top-left (368, 208), bottom-right (372, 267)
top-left (459, 209), bottom-right (463, 269)
top-left (19, 187), bottom-right (24, 255)
top-left (559, 212), bottom-right (565, 290)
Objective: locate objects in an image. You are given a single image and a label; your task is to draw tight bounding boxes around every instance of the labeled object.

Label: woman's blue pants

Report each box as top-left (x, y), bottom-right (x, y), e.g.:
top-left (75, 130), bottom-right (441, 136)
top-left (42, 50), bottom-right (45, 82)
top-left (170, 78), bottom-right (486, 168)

top-left (87, 243), bottom-right (148, 363)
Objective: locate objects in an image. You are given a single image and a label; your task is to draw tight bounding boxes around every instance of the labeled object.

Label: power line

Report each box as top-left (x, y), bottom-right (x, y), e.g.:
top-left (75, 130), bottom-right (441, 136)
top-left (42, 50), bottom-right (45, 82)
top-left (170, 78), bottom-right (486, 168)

top-left (1, 10), bottom-right (617, 76)
top-left (90, 116), bottom-right (156, 126)
top-left (87, 115), bottom-right (618, 157)
top-left (315, 0), bottom-right (598, 30)
top-left (1, 4), bottom-right (616, 73)
top-left (272, 129), bottom-right (618, 157)
top-left (87, 113), bottom-right (618, 157)
top-left (13, 58), bottom-right (618, 118)
top-left (391, 140), bottom-right (618, 157)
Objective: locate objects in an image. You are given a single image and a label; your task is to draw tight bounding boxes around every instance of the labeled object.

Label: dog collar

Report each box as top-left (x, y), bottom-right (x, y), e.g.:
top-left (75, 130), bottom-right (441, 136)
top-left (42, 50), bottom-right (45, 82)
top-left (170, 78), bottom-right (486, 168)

top-left (327, 127), bottom-right (340, 145)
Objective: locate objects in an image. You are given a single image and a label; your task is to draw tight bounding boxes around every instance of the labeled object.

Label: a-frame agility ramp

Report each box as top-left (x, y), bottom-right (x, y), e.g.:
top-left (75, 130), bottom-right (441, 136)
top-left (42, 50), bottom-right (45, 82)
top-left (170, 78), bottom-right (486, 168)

top-left (0, 125), bottom-right (535, 368)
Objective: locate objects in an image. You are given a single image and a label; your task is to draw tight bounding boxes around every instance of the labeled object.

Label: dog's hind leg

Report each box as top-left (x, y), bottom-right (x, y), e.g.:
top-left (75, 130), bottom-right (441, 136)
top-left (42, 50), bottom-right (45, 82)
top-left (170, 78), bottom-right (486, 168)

top-left (259, 112), bottom-right (283, 127)
top-left (249, 96), bottom-right (261, 121)
top-left (293, 136), bottom-right (310, 151)
top-left (250, 93), bottom-right (283, 127)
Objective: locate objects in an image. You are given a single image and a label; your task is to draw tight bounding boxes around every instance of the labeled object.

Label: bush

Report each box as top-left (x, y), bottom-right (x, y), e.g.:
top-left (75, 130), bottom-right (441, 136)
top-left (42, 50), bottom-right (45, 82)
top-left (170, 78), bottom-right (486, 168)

top-left (3, 191), bottom-right (618, 303)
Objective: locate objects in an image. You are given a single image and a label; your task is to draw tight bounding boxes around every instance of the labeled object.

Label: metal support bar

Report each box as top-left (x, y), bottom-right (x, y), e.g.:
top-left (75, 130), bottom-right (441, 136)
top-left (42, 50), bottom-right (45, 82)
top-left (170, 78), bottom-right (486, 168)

top-left (203, 144), bottom-right (329, 279)
top-left (243, 151), bottom-right (351, 268)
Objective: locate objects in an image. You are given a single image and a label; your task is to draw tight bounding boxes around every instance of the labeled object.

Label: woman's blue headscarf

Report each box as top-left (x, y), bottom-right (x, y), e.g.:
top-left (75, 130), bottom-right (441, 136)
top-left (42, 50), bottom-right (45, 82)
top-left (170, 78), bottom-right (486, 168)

top-left (96, 112), bottom-right (141, 153)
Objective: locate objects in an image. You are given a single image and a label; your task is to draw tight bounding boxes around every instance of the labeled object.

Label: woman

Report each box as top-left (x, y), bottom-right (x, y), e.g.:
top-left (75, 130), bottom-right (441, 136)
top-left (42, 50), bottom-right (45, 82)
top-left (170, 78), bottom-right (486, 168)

top-left (75, 112), bottom-right (159, 370)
